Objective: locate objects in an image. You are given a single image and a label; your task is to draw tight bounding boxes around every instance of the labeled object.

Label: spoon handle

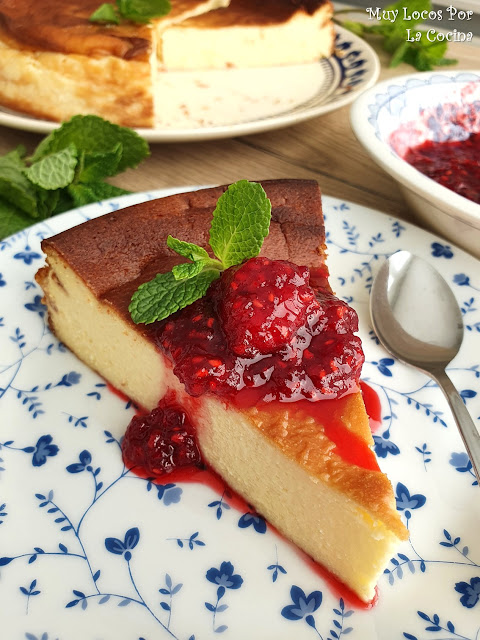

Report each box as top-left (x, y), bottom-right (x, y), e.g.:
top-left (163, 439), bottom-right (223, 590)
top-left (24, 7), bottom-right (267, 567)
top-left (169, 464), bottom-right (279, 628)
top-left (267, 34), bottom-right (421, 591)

top-left (433, 369), bottom-right (480, 485)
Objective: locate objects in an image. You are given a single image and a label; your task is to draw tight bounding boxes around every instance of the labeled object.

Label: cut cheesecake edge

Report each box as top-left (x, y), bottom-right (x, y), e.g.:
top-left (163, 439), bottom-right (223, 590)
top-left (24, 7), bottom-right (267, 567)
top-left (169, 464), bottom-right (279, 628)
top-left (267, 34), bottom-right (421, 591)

top-left (161, 0), bottom-right (334, 70)
top-left (35, 180), bottom-right (408, 602)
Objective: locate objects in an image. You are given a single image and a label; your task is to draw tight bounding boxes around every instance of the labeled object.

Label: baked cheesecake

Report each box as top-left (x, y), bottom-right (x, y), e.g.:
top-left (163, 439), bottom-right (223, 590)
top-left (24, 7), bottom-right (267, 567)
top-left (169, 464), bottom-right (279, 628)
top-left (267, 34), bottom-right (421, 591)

top-left (35, 180), bottom-right (408, 603)
top-left (161, 0), bottom-right (334, 70)
top-left (0, 0), bottom-right (228, 127)
top-left (0, 0), bottom-right (334, 127)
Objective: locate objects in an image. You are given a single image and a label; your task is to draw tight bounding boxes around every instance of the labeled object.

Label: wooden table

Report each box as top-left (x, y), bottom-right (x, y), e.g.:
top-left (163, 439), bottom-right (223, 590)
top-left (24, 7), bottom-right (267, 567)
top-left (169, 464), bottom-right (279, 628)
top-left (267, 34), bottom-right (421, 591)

top-left (0, 40), bottom-right (478, 228)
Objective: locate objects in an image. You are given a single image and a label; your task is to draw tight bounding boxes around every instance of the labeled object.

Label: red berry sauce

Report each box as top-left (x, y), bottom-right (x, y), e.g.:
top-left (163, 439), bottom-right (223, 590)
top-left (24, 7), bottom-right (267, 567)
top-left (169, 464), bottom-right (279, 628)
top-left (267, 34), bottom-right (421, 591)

top-left (123, 258), bottom-right (366, 479)
top-left (155, 257), bottom-right (364, 405)
top-left (122, 398), bottom-right (202, 476)
top-left (403, 132), bottom-right (480, 204)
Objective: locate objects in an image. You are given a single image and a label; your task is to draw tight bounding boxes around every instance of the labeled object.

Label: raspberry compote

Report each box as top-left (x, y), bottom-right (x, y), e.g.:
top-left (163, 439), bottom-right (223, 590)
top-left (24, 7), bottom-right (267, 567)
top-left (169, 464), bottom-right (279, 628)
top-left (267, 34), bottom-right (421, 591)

top-left (403, 132), bottom-right (480, 204)
top-left (122, 257), bottom-right (365, 478)
top-left (122, 398), bottom-right (202, 477)
top-left (156, 257), bottom-right (364, 405)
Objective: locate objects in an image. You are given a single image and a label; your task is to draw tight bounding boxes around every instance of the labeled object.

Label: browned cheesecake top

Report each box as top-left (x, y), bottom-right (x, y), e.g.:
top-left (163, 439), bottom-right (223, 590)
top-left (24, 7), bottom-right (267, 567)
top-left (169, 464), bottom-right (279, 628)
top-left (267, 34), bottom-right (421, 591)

top-left (0, 0), bottom-right (331, 59)
top-left (41, 180), bottom-right (325, 329)
top-left (0, 0), bottom-right (215, 59)
top-left (0, 0), bottom-right (151, 59)
top-left (181, 0), bottom-right (331, 28)
top-left (43, 180), bottom-right (326, 297)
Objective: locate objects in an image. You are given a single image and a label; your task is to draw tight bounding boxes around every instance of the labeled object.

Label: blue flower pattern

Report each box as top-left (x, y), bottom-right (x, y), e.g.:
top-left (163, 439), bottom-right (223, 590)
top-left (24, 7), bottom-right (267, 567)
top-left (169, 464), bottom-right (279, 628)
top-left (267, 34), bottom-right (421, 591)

top-left (0, 192), bottom-right (479, 638)
top-left (32, 435), bottom-right (59, 467)
top-left (455, 577), bottom-right (480, 609)
top-left (25, 295), bottom-right (47, 316)
top-left (14, 247), bottom-right (42, 265)
top-left (237, 511), bottom-right (267, 533)
top-left (205, 561), bottom-right (243, 633)
top-left (281, 585), bottom-right (323, 621)
top-left (431, 242), bottom-right (454, 259)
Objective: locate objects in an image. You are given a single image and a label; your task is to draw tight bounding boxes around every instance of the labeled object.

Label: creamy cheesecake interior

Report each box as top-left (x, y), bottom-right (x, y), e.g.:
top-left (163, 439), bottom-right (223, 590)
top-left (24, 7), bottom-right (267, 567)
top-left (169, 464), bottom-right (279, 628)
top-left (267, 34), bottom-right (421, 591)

top-left (161, 0), bottom-right (334, 70)
top-left (35, 181), bottom-right (408, 602)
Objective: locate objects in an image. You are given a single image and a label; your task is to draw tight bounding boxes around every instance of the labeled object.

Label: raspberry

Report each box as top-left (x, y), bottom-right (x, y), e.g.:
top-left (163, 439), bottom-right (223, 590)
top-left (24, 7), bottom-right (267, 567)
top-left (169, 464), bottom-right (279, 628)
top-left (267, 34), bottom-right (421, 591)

top-left (122, 401), bottom-right (201, 476)
top-left (154, 257), bottom-right (365, 403)
top-left (218, 257), bottom-right (320, 356)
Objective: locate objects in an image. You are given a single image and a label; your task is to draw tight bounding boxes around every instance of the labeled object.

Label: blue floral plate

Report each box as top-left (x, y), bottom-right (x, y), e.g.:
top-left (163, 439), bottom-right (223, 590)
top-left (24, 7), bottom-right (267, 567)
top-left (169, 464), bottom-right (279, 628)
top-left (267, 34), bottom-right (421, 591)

top-left (1, 189), bottom-right (479, 640)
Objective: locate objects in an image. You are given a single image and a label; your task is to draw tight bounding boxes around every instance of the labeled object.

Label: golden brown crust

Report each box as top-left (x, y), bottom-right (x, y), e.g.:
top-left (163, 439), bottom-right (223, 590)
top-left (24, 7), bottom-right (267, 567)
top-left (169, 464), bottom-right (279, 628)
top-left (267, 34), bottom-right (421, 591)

top-left (183, 0), bottom-right (331, 27)
top-left (0, 0), bottom-right (151, 60)
top-left (0, 0), bottom-right (220, 59)
top-left (0, 39), bottom-right (154, 126)
top-left (41, 180), bottom-right (326, 298)
top-left (247, 397), bottom-right (408, 540)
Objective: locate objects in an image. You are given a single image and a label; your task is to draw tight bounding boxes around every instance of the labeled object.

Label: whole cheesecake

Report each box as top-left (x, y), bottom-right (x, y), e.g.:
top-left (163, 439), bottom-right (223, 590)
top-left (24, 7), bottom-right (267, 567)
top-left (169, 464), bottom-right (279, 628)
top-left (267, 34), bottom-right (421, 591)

top-left (0, 0), bottom-right (334, 127)
top-left (35, 180), bottom-right (408, 602)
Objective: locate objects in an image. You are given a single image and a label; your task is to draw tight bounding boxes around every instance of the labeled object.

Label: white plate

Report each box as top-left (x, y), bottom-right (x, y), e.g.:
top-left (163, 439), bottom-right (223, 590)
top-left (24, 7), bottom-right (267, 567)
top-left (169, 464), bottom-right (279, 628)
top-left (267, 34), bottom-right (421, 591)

top-left (0, 27), bottom-right (379, 142)
top-left (1, 189), bottom-right (479, 640)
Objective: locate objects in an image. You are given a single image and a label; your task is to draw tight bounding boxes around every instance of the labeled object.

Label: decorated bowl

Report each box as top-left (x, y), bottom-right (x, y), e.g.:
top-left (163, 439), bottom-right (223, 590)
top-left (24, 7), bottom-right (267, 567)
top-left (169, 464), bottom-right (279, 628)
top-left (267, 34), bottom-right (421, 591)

top-left (350, 71), bottom-right (480, 258)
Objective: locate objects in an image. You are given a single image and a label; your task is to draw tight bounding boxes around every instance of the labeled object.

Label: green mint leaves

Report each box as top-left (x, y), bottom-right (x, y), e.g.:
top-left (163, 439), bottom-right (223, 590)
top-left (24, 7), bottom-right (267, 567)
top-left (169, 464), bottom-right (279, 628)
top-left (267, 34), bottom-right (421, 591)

top-left (335, 0), bottom-right (457, 71)
top-left (0, 115), bottom-right (149, 240)
top-left (209, 179), bottom-right (272, 269)
top-left (130, 269), bottom-right (220, 325)
top-left (90, 0), bottom-right (171, 25)
top-left (25, 145), bottom-right (78, 190)
top-left (129, 180), bottom-right (271, 324)
top-left (89, 3), bottom-right (121, 24)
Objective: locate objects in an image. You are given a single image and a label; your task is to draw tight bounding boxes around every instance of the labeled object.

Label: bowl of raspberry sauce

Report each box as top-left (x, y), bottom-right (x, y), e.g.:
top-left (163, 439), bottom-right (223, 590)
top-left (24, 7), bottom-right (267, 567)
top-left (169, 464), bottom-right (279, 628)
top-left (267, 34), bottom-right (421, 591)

top-left (350, 71), bottom-right (480, 259)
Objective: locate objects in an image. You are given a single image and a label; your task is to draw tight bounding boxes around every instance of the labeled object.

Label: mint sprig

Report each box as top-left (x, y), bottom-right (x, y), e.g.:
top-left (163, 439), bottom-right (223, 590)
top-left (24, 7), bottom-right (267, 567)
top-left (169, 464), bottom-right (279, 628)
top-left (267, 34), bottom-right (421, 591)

top-left (129, 180), bottom-right (271, 324)
top-left (0, 115), bottom-right (149, 240)
top-left (335, 0), bottom-right (457, 71)
top-left (210, 179), bottom-right (272, 269)
top-left (89, 0), bottom-right (171, 25)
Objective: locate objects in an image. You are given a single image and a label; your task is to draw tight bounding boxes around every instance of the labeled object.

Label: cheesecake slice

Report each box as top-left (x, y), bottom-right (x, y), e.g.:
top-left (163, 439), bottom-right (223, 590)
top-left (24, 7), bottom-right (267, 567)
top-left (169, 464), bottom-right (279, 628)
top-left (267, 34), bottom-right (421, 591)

top-left (0, 0), bottom-right (334, 127)
top-left (35, 180), bottom-right (408, 602)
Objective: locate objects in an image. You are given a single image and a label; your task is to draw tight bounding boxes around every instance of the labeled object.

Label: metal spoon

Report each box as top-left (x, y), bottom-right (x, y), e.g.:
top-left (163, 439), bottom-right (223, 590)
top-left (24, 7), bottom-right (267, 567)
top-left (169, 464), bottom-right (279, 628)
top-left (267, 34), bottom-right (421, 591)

top-left (370, 250), bottom-right (480, 484)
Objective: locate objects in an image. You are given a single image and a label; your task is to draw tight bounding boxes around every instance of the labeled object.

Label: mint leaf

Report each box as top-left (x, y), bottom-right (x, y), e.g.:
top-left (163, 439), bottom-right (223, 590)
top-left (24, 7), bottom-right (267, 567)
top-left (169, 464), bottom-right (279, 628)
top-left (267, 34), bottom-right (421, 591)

top-left (31, 115), bottom-right (149, 173)
top-left (0, 148), bottom-right (40, 217)
top-left (50, 189), bottom-right (74, 215)
top-left (167, 236), bottom-right (210, 261)
top-left (209, 180), bottom-right (271, 269)
top-left (0, 197), bottom-right (35, 239)
top-left (130, 180), bottom-right (273, 325)
top-left (129, 269), bottom-right (219, 324)
top-left (0, 145), bottom-right (26, 169)
top-left (0, 115), bottom-right (149, 240)
top-left (172, 260), bottom-right (210, 281)
top-left (390, 41), bottom-right (409, 67)
top-left (36, 188), bottom-right (60, 219)
top-left (335, 0), bottom-right (457, 72)
top-left (90, 3), bottom-right (120, 23)
top-left (26, 145), bottom-right (78, 190)
top-left (117, 0), bottom-right (171, 23)
top-left (68, 182), bottom-right (130, 207)
top-left (76, 143), bottom-right (123, 182)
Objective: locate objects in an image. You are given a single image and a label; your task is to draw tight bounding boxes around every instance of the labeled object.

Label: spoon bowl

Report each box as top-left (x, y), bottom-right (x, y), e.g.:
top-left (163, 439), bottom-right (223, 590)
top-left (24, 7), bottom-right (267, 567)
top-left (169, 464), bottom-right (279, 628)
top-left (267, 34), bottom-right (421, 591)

top-left (370, 250), bottom-right (480, 483)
